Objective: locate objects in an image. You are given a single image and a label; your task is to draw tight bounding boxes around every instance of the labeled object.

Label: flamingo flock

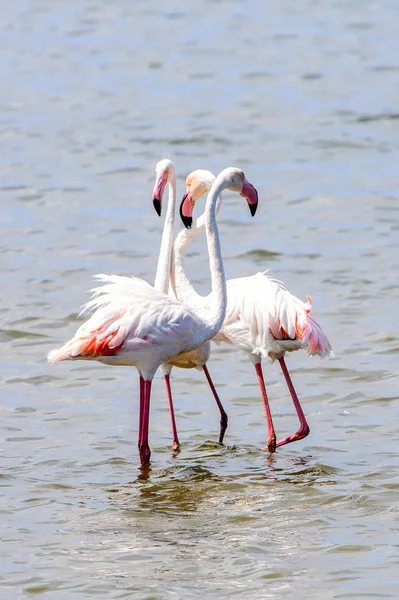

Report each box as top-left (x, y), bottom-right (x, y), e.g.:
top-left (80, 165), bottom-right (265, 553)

top-left (48, 160), bottom-right (332, 466)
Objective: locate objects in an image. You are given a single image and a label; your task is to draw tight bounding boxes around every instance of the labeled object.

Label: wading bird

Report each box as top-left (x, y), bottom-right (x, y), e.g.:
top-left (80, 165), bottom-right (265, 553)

top-left (172, 169), bottom-right (332, 452)
top-left (152, 160), bottom-right (228, 449)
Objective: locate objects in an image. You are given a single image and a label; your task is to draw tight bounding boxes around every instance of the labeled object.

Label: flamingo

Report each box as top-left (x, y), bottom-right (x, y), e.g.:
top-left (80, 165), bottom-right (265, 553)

top-left (152, 160), bottom-right (229, 450)
top-left (47, 167), bottom-right (259, 466)
top-left (173, 169), bottom-right (333, 453)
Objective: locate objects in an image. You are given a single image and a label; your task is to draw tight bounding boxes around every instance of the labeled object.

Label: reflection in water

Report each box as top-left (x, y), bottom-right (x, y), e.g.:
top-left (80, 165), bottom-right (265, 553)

top-left (106, 447), bottom-right (340, 518)
top-left (135, 466), bottom-right (222, 513)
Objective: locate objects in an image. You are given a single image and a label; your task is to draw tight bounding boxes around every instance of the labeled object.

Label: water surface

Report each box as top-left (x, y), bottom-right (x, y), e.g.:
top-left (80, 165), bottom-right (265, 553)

top-left (1, 1), bottom-right (399, 598)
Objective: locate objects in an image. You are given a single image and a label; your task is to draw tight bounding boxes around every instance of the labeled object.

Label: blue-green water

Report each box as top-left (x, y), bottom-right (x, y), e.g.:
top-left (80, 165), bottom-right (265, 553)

top-left (1, 1), bottom-right (398, 598)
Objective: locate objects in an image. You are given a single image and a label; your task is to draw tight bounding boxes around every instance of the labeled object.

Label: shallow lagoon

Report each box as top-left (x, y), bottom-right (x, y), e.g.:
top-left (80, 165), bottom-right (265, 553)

top-left (1, 1), bottom-right (399, 598)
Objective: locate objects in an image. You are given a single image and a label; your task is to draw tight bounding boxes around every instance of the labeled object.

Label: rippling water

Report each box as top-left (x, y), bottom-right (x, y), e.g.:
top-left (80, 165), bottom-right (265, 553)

top-left (1, 1), bottom-right (399, 598)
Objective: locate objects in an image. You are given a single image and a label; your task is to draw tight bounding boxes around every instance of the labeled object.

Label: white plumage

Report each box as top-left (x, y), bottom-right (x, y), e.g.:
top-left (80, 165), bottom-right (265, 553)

top-left (215, 271), bottom-right (332, 362)
top-left (48, 274), bottom-right (206, 377)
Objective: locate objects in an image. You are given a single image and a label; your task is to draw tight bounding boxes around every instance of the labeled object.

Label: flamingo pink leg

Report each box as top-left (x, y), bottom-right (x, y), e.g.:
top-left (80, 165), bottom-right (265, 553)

top-left (138, 375), bottom-right (145, 459)
top-left (138, 379), bottom-right (152, 465)
top-left (139, 375), bottom-right (144, 438)
top-left (276, 357), bottom-right (310, 447)
top-left (254, 362), bottom-right (276, 453)
top-left (164, 374), bottom-right (180, 450)
top-left (202, 364), bottom-right (228, 444)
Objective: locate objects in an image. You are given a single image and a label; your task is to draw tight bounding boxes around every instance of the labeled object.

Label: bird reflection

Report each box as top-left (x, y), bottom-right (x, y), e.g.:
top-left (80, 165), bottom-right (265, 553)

top-left (123, 463), bottom-right (222, 514)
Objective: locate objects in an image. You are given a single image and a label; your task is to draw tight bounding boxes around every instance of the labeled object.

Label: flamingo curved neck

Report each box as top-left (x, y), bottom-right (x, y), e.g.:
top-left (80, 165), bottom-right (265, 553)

top-left (154, 176), bottom-right (176, 293)
top-left (191, 176), bottom-right (227, 342)
top-left (171, 193), bottom-right (222, 309)
top-left (170, 226), bottom-right (202, 310)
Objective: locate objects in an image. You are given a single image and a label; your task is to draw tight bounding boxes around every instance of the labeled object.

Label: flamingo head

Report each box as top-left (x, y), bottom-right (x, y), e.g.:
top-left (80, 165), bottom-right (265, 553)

top-left (152, 158), bottom-right (175, 216)
top-left (179, 170), bottom-right (215, 229)
top-left (180, 167), bottom-right (258, 229)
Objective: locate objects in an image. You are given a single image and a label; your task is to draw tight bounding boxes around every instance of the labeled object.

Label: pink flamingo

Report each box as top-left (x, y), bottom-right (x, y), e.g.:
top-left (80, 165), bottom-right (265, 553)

top-left (173, 169), bottom-right (333, 453)
top-left (47, 167), bottom-right (259, 465)
top-left (151, 159), bottom-right (230, 450)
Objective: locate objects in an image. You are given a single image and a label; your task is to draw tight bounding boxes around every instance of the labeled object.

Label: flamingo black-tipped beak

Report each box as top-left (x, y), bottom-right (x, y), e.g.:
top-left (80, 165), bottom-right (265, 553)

top-left (249, 201), bottom-right (258, 217)
top-left (241, 179), bottom-right (259, 217)
top-left (153, 198), bottom-right (161, 216)
top-left (152, 170), bottom-right (168, 216)
top-left (181, 215), bottom-right (192, 229)
top-left (180, 193), bottom-right (194, 229)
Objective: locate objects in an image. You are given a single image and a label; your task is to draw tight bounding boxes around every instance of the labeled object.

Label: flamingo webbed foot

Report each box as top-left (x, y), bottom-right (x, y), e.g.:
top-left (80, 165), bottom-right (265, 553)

top-left (276, 424), bottom-right (310, 448)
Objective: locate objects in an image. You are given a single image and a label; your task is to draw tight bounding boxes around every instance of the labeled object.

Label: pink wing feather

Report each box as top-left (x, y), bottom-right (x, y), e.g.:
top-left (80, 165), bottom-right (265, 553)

top-left (48, 274), bottom-right (204, 365)
top-left (220, 272), bottom-right (332, 359)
